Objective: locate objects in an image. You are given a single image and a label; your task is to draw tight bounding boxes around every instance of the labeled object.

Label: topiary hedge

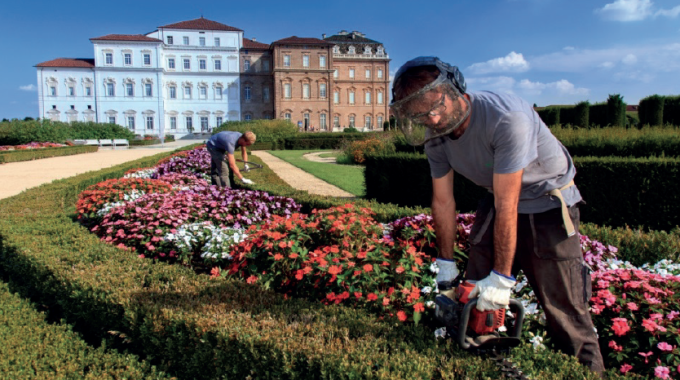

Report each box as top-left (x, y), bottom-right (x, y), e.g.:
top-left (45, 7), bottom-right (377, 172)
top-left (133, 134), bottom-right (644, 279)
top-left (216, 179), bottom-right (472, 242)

top-left (0, 120), bottom-right (136, 145)
top-left (0, 145), bottom-right (98, 164)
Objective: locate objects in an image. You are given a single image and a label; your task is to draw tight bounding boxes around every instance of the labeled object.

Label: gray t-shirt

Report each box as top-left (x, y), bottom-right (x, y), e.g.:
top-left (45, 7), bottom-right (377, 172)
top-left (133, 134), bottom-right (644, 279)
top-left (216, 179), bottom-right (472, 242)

top-left (425, 91), bottom-right (581, 214)
top-left (207, 131), bottom-right (242, 154)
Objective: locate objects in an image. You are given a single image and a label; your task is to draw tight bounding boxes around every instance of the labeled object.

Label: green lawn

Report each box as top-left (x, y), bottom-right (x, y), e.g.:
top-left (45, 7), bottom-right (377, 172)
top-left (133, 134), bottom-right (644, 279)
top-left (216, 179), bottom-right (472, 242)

top-left (268, 150), bottom-right (365, 197)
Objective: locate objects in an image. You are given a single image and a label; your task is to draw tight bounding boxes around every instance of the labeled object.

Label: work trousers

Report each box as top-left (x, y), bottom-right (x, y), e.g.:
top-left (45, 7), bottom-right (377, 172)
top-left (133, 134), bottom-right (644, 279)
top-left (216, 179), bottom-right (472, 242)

top-left (465, 194), bottom-right (605, 375)
top-left (206, 146), bottom-right (231, 188)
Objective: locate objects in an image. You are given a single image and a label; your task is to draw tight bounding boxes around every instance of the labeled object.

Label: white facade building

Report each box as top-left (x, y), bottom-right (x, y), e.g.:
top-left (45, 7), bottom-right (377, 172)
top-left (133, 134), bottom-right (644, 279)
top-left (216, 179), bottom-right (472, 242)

top-left (36, 17), bottom-right (243, 137)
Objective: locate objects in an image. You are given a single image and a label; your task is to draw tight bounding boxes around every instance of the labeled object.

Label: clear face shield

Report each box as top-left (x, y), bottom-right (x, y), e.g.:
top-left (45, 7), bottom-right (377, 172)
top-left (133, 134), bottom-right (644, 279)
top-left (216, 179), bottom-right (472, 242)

top-left (390, 76), bottom-right (471, 146)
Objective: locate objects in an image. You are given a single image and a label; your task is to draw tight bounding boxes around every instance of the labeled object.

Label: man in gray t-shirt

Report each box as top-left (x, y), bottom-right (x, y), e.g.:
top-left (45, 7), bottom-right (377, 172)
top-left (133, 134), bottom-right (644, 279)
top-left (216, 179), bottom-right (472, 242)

top-left (205, 131), bottom-right (256, 188)
top-left (391, 57), bottom-right (604, 376)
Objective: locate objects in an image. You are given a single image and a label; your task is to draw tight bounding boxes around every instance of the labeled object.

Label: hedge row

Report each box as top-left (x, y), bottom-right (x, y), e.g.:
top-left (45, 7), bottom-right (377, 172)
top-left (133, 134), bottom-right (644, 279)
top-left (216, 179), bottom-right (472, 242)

top-left (536, 95), bottom-right (632, 128)
top-left (0, 145), bottom-right (99, 164)
top-left (0, 280), bottom-right (172, 379)
top-left (128, 136), bottom-right (176, 146)
top-left (0, 149), bottom-right (599, 380)
top-left (0, 120), bottom-right (136, 145)
top-left (362, 152), bottom-right (680, 232)
top-left (639, 95), bottom-right (680, 127)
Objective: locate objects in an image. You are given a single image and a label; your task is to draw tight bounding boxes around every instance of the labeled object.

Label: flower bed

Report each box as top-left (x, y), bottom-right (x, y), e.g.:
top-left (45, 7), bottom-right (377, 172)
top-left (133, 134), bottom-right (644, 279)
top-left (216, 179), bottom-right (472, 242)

top-left (0, 141), bottom-right (65, 151)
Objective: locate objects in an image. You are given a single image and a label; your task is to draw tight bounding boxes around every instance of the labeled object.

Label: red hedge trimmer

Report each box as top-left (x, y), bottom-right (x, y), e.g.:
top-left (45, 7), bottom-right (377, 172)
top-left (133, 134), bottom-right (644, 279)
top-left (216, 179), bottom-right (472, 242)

top-left (234, 159), bottom-right (263, 172)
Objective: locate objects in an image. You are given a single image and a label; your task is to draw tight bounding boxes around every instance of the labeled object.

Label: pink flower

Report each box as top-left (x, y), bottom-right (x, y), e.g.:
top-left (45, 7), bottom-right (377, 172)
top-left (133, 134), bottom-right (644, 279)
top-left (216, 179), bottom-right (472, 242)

top-left (655, 366), bottom-right (670, 379)
top-left (611, 318), bottom-right (630, 336)
top-left (650, 313), bottom-right (664, 321)
top-left (658, 342), bottom-right (674, 352)
top-left (668, 311), bottom-right (680, 320)
top-left (643, 319), bottom-right (659, 332)
top-left (626, 302), bottom-right (639, 311)
top-left (620, 364), bottom-right (633, 374)
top-left (609, 340), bottom-right (623, 352)
top-left (639, 351), bottom-right (653, 364)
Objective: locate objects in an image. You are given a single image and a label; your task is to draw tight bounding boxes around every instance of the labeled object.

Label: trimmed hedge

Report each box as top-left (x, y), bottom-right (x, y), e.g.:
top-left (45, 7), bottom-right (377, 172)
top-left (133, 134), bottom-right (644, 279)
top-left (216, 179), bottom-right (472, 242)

top-left (362, 152), bottom-right (680, 231)
top-left (639, 95), bottom-right (665, 127)
top-left (0, 145), bottom-right (98, 164)
top-left (550, 125), bottom-right (680, 157)
top-left (0, 120), bottom-right (136, 145)
top-left (129, 137), bottom-right (175, 146)
top-left (0, 149), bottom-right (601, 380)
top-left (0, 280), bottom-right (172, 379)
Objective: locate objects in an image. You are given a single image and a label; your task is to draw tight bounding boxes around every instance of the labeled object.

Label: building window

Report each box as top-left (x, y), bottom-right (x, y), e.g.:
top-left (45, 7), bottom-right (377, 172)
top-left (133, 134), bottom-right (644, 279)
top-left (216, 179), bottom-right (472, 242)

top-left (167, 36), bottom-right (173, 45)
top-left (333, 116), bottom-right (339, 128)
top-left (124, 53), bottom-right (132, 66)
top-left (184, 87), bottom-right (191, 98)
top-left (333, 91), bottom-right (339, 104)
top-left (349, 116), bottom-right (355, 128)
top-left (199, 37), bottom-right (205, 46)
top-left (69, 86), bottom-right (75, 96)
top-left (183, 59), bottom-right (191, 70)
top-left (127, 116), bottom-right (135, 130)
top-left (304, 113), bottom-right (309, 127)
top-left (126, 83), bottom-right (134, 97)
top-left (216, 116), bottom-right (223, 126)
top-left (284, 113), bottom-right (291, 121)
top-left (320, 113), bottom-right (326, 129)
top-left (319, 55), bottom-right (326, 68)
top-left (378, 69), bottom-right (383, 79)
top-left (263, 87), bottom-right (270, 101)
top-left (143, 54), bottom-right (151, 66)
top-left (244, 60), bottom-right (250, 71)
top-left (105, 53), bottom-right (113, 65)
top-left (200, 117), bottom-right (208, 131)
top-left (170, 116), bottom-right (177, 129)
top-left (199, 59), bottom-right (206, 70)
top-left (349, 69), bottom-right (355, 79)
top-left (333, 69), bottom-right (338, 78)
top-left (244, 114), bottom-right (252, 121)
top-left (263, 60), bottom-right (270, 71)
top-left (366, 69), bottom-right (371, 79)
top-left (284, 83), bottom-right (291, 98)
top-left (377, 116), bottom-right (383, 128)
top-left (215, 87), bottom-right (222, 99)
top-left (107, 83), bottom-right (115, 96)
top-left (108, 116), bottom-right (116, 124)
top-left (185, 116), bottom-right (193, 131)
top-left (169, 86), bottom-right (177, 99)
top-left (183, 36), bottom-right (189, 45)
top-left (365, 92), bottom-right (371, 104)
top-left (302, 55), bottom-right (309, 67)
top-left (349, 91), bottom-right (355, 104)
top-left (319, 83), bottom-right (327, 98)
top-left (302, 84), bottom-right (310, 99)
top-left (50, 86), bottom-right (56, 96)
top-left (378, 92), bottom-right (383, 104)
top-left (214, 37), bottom-right (220, 46)
top-left (215, 60), bottom-right (221, 70)
top-left (365, 116), bottom-right (371, 128)
top-left (146, 116), bottom-right (154, 130)
top-left (199, 86), bottom-right (207, 99)
top-left (168, 58), bottom-right (175, 69)
top-left (145, 83), bottom-right (152, 97)
top-left (283, 55), bottom-right (290, 67)
top-left (85, 87), bottom-right (92, 96)
top-left (244, 86), bottom-right (251, 100)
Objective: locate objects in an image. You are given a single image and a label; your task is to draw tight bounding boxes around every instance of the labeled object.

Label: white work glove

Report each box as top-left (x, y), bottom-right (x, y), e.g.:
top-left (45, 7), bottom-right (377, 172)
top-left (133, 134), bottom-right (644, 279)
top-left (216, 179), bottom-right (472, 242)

top-left (241, 178), bottom-right (254, 185)
top-left (436, 258), bottom-right (460, 299)
top-left (243, 164), bottom-right (250, 171)
top-left (468, 271), bottom-right (516, 311)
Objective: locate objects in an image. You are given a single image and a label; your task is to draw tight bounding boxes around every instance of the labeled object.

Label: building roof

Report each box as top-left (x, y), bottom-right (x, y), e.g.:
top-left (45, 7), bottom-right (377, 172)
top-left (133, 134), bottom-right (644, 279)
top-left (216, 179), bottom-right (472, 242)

top-left (324, 31), bottom-right (381, 44)
top-left (35, 58), bottom-right (95, 68)
top-left (158, 17), bottom-right (242, 32)
top-left (272, 36), bottom-right (333, 46)
top-left (243, 38), bottom-right (270, 49)
top-left (90, 34), bottom-right (162, 42)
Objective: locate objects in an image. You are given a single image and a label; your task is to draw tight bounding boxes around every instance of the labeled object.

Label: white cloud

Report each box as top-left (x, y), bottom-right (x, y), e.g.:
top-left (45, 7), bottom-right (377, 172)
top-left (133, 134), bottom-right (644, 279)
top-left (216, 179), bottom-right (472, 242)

top-left (599, 61), bottom-right (615, 69)
top-left (19, 84), bottom-right (36, 91)
top-left (466, 76), bottom-right (517, 93)
top-left (467, 51), bottom-right (530, 75)
top-left (517, 79), bottom-right (589, 96)
top-left (595, 0), bottom-right (653, 21)
top-left (563, 46), bottom-right (576, 51)
top-left (467, 76), bottom-right (588, 98)
top-left (655, 5), bottom-right (680, 18)
top-left (621, 53), bottom-right (638, 65)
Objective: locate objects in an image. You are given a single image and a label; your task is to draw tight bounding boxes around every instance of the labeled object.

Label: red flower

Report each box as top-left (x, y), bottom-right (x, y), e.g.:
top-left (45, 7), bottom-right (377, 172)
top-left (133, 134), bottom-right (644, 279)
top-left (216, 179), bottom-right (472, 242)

top-left (367, 293), bottom-right (378, 301)
top-left (354, 292), bottom-right (362, 299)
top-left (382, 297), bottom-right (390, 306)
top-left (278, 241), bottom-right (287, 248)
top-left (363, 264), bottom-right (373, 272)
top-left (246, 275), bottom-right (258, 284)
top-left (328, 265), bottom-right (343, 275)
top-left (414, 302), bottom-right (425, 313)
top-left (210, 267), bottom-right (221, 278)
top-left (395, 266), bottom-right (405, 274)
top-left (611, 318), bottom-right (630, 336)
top-left (295, 270), bottom-right (304, 280)
top-left (397, 311), bottom-right (407, 322)
top-left (289, 253), bottom-right (299, 259)
top-left (273, 253), bottom-right (284, 261)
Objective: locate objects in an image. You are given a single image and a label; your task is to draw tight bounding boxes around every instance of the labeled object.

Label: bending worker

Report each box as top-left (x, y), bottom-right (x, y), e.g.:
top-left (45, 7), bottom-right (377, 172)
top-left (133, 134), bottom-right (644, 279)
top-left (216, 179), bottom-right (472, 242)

top-left (390, 57), bottom-right (604, 376)
top-left (205, 131), bottom-right (256, 188)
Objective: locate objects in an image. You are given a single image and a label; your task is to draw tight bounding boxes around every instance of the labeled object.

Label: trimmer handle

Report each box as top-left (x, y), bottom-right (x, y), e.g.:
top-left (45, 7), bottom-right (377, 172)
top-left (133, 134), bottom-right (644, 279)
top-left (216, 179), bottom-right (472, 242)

top-left (458, 298), bottom-right (525, 350)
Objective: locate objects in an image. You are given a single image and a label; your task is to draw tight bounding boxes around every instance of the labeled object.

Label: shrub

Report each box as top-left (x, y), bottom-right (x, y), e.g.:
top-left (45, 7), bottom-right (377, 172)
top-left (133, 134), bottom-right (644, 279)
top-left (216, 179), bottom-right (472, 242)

top-left (343, 136), bottom-right (396, 164)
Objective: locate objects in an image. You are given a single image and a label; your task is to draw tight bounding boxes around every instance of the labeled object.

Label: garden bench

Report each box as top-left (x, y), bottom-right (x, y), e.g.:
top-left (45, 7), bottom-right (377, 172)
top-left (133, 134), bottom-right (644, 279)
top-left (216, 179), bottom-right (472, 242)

top-left (99, 139), bottom-right (114, 147)
top-left (113, 139), bottom-right (129, 148)
top-left (84, 140), bottom-right (100, 146)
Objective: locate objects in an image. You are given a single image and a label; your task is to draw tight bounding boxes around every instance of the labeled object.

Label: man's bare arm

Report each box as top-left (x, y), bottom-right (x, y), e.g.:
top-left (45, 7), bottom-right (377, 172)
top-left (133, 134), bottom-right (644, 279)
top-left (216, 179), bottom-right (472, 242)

top-left (227, 153), bottom-right (243, 180)
top-left (492, 169), bottom-right (523, 276)
top-left (432, 169), bottom-right (456, 260)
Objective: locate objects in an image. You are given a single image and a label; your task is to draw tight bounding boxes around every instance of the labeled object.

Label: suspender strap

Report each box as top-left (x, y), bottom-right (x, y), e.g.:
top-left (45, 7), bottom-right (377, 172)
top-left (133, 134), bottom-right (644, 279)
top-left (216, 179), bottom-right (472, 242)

top-left (548, 179), bottom-right (576, 237)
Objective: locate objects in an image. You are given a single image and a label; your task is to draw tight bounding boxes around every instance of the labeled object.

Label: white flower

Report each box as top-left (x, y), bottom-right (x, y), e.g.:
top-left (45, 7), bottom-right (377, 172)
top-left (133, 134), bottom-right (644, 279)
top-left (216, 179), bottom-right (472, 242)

top-left (429, 262), bottom-right (439, 274)
top-left (421, 286), bottom-right (432, 295)
top-left (425, 301), bottom-right (435, 308)
top-left (529, 335), bottom-right (545, 350)
top-left (434, 327), bottom-right (447, 339)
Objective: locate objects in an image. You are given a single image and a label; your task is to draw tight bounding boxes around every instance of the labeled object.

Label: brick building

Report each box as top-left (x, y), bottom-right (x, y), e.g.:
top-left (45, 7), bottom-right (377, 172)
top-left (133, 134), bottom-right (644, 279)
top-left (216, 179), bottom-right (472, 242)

top-left (240, 38), bottom-right (274, 120)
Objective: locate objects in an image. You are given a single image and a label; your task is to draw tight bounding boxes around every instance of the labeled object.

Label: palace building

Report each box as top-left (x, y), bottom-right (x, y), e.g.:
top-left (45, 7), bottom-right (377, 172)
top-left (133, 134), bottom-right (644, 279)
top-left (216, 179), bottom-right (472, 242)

top-left (35, 18), bottom-right (389, 136)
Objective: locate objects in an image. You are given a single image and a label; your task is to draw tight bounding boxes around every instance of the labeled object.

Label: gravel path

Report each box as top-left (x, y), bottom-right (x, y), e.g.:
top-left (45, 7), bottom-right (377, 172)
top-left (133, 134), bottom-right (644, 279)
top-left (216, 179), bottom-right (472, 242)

top-left (250, 151), bottom-right (355, 198)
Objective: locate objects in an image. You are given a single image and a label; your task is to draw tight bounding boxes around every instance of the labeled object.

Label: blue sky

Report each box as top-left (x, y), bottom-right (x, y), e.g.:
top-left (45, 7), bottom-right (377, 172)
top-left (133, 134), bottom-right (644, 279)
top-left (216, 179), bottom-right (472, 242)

top-left (1, 0), bottom-right (679, 119)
